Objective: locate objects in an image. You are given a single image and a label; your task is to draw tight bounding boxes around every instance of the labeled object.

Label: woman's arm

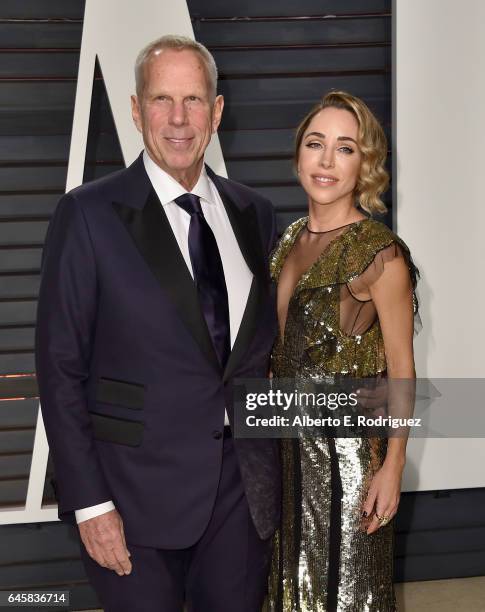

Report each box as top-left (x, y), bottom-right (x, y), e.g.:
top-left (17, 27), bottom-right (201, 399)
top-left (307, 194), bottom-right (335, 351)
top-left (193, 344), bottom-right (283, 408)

top-left (361, 250), bottom-right (415, 534)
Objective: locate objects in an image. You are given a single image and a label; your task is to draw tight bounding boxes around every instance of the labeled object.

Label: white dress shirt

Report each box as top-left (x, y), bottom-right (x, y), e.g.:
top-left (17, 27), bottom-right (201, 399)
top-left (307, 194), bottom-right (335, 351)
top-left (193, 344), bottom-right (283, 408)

top-left (75, 152), bottom-right (253, 523)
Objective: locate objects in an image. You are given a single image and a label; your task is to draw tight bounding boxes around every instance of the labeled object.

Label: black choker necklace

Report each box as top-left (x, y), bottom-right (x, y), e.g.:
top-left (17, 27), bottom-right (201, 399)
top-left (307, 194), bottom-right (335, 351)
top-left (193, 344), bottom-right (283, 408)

top-left (305, 219), bottom-right (365, 234)
top-left (305, 223), bottom-right (330, 234)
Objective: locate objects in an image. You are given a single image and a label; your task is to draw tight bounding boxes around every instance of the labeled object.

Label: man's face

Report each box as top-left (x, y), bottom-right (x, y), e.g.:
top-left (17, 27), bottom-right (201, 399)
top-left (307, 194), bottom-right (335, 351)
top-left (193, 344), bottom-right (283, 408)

top-left (131, 48), bottom-right (224, 190)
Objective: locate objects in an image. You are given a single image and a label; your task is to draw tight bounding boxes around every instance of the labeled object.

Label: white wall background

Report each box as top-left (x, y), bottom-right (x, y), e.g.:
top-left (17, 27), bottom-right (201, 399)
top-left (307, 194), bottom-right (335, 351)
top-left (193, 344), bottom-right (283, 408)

top-left (395, 0), bottom-right (485, 490)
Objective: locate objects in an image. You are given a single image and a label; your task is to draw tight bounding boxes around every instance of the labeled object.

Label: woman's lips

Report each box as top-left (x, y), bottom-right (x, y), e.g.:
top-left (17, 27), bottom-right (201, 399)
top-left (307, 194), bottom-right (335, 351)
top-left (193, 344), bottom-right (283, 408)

top-left (312, 174), bottom-right (339, 186)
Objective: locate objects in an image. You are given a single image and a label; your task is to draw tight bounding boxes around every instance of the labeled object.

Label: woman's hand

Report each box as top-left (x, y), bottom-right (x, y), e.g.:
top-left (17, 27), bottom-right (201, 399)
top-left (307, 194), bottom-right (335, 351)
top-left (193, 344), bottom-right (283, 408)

top-left (361, 247), bottom-right (414, 535)
top-left (361, 459), bottom-right (404, 534)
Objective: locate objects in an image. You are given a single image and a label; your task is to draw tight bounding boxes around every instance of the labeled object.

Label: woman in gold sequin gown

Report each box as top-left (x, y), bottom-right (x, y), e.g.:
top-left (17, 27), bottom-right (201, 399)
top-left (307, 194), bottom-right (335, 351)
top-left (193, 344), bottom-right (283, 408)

top-left (266, 92), bottom-right (418, 612)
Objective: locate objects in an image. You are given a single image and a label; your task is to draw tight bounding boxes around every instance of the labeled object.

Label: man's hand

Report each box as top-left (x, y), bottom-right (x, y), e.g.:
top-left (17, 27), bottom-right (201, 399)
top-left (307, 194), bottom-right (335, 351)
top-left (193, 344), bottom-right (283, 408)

top-left (356, 378), bottom-right (388, 414)
top-left (78, 509), bottom-right (132, 576)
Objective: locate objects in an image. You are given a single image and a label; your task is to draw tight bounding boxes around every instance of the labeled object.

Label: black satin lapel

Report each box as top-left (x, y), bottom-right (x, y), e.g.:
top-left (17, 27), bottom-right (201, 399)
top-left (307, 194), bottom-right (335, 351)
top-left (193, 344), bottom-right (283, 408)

top-left (112, 189), bottom-right (221, 374)
top-left (218, 192), bottom-right (268, 282)
top-left (223, 274), bottom-right (264, 383)
top-left (212, 185), bottom-right (269, 383)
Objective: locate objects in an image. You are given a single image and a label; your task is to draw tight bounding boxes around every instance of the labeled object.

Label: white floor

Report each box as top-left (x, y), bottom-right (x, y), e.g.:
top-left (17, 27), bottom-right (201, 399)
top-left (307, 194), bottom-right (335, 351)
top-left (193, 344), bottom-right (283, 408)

top-left (84, 575), bottom-right (485, 611)
top-left (395, 576), bottom-right (485, 611)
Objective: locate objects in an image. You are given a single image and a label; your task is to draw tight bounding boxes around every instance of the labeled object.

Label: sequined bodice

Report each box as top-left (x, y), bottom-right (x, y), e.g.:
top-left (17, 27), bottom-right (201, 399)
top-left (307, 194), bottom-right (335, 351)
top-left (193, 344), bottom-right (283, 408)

top-left (270, 217), bottom-right (414, 379)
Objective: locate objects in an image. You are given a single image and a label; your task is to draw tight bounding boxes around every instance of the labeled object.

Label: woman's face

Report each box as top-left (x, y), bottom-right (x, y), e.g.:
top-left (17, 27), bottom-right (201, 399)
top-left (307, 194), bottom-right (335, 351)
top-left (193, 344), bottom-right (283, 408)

top-left (297, 107), bottom-right (362, 209)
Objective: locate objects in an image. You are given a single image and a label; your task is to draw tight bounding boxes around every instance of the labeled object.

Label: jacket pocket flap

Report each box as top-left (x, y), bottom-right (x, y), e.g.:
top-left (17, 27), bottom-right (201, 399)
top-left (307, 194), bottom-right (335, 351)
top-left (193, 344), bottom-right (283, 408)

top-left (96, 377), bottom-right (144, 410)
top-left (90, 412), bottom-right (144, 447)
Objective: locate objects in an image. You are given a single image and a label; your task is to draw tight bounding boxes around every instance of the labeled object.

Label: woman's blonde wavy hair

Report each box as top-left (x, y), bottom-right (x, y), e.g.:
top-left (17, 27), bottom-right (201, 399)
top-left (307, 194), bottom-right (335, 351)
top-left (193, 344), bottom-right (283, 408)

top-left (294, 90), bottom-right (389, 215)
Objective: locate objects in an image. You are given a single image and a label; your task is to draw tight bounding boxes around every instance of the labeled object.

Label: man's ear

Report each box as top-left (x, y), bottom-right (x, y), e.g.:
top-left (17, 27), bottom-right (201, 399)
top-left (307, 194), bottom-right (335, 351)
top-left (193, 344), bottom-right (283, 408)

top-left (211, 95), bottom-right (224, 134)
top-left (131, 95), bottom-right (143, 133)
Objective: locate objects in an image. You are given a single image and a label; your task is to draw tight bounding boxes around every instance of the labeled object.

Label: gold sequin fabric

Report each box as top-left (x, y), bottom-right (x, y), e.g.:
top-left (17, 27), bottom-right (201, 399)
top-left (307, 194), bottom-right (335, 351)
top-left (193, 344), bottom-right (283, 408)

top-left (265, 217), bottom-right (418, 612)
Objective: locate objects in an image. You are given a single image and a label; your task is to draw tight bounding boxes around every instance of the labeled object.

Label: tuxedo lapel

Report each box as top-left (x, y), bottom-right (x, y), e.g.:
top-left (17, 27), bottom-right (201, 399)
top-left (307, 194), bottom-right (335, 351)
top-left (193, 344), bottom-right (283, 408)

top-left (111, 160), bottom-right (221, 374)
top-left (207, 168), bottom-right (269, 382)
top-left (110, 156), bottom-right (269, 382)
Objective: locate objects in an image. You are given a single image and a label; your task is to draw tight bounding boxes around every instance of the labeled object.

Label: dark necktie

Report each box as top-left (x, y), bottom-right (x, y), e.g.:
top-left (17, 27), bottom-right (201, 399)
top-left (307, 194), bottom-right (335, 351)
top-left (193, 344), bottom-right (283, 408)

top-left (174, 193), bottom-right (231, 369)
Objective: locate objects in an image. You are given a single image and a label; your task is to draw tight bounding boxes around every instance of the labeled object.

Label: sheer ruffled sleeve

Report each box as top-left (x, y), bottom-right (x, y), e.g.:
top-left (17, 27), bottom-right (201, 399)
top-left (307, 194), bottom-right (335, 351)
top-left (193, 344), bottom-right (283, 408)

top-left (348, 243), bottom-right (406, 296)
top-left (345, 241), bottom-right (421, 335)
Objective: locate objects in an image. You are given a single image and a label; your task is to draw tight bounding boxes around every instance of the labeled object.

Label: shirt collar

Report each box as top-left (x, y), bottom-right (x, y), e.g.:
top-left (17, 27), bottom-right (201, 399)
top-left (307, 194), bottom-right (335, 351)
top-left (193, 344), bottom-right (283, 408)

top-left (143, 150), bottom-right (215, 207)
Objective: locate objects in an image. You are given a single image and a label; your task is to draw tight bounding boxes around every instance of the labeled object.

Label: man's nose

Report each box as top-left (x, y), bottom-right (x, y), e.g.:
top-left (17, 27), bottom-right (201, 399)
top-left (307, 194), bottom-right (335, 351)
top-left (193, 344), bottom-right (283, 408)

top-left (168, 101), bottom-right (187, 126)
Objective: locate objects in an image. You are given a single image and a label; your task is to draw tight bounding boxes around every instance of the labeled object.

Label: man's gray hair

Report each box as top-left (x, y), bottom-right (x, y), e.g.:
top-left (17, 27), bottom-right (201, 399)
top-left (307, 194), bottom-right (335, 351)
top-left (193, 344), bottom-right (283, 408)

top-left (135, 34), bottom-right (218, 100)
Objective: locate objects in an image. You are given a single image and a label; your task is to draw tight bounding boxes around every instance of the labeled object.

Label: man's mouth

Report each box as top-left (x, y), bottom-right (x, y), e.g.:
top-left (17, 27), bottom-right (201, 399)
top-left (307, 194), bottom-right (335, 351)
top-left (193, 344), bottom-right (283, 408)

top-left (165, 137), bottom-right (193, 144)
top-left (164, 137), bottom-right (194, 150)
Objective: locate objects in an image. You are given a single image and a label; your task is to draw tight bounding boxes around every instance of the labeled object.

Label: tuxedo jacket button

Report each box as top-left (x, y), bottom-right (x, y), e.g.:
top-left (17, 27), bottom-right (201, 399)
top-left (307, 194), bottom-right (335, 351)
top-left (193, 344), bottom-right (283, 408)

top-left (212, 430), bottom-right (222, 440)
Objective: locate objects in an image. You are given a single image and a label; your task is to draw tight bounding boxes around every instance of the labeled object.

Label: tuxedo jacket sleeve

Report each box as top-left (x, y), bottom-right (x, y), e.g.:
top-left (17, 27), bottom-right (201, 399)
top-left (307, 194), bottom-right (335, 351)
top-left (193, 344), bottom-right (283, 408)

top-left (35, 191), bottom-right (112, 520)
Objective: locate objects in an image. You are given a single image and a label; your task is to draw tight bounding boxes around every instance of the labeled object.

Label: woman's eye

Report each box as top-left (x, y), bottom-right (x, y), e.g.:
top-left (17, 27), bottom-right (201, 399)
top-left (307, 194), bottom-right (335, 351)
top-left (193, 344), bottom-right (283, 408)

top-left (339, 146), bottom-right (354, 154)
top-left (306, 141), bottom-right (322, 149)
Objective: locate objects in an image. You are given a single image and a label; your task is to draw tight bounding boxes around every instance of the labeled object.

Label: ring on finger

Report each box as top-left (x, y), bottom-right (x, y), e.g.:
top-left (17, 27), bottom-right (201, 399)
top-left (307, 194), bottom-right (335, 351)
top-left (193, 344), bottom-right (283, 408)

top-left (375, 512), bottom-right (391, 526)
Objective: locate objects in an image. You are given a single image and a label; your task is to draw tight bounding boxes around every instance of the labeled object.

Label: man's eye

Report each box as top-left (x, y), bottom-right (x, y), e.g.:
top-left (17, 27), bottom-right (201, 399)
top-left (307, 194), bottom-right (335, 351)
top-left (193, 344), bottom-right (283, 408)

top-left (187, 96), bottom-right (199, 102)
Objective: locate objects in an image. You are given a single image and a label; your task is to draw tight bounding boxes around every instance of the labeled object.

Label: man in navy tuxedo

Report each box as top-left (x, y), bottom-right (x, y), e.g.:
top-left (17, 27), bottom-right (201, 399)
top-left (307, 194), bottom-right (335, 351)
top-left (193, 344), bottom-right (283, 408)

top-left (35, 35), bottom-right (280, 611)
